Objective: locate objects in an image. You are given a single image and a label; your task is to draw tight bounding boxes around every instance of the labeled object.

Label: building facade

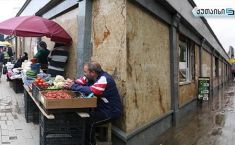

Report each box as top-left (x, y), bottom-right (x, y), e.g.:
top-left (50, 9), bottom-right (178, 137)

top-left (15, 0), bottom-right (231, 145)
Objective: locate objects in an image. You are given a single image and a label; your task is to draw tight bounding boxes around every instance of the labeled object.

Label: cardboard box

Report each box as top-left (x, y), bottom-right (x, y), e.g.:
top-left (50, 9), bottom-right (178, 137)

top-left (39, 90), bottom-right (97, 109)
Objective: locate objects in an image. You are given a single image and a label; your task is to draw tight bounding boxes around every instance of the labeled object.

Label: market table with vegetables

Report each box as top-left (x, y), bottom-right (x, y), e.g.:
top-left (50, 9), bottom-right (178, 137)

top-left (21, 61), bottom-right (97, 145)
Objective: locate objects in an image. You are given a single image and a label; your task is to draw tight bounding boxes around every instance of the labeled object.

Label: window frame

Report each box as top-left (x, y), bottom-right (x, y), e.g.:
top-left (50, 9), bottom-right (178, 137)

top-left (215, 57), bottom-right (219, 77)
top-left (178, 35), bottom-right (195, 84)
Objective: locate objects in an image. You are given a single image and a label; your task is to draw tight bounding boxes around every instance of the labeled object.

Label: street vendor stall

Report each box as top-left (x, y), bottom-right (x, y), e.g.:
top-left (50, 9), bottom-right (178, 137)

top-left (23, 75), bottom-right (97, 145)
top-left (18, 58), bottom-right (97, 145)
top-left (6, 62), bottom-right (24, 93)
top-left (0, 15), bottom-right (90, 145)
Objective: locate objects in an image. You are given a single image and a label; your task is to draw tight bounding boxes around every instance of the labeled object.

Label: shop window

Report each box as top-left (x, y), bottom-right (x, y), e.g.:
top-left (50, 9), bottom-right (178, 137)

top-left (179, 40), bottom-right (188, 82)
top-left (179, 36), bottom-right (195, 83)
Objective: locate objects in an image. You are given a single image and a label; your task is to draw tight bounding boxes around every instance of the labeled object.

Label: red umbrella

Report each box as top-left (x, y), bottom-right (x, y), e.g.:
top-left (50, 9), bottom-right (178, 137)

top-left (0, 16), bottom-right (72, 44)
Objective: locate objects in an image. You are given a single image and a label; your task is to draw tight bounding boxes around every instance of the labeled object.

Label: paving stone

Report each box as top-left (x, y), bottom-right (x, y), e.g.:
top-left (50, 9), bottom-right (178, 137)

top-left (2, 136), bottom-right (10, 144)
top-left (0, 76), bottom-right (38, 145)
top-left (1, 117), bottom-right (7, 121)
top-left (7, 125), bottom-right (14, 131)
top-left (2, 129), bottom-right (9, 136)
top-left (0, 113), bottom-right (6, 117)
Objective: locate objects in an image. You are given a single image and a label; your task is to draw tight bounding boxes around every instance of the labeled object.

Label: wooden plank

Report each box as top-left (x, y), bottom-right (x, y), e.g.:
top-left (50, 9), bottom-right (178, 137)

top-left (39, 91), bottom-right (97, 109)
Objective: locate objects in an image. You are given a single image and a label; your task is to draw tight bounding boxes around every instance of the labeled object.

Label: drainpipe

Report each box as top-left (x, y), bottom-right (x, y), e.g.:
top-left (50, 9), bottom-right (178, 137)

top-left (77, 0), bottom-right (92, 77)
top-left (170, 13), bottom-right (181, 126)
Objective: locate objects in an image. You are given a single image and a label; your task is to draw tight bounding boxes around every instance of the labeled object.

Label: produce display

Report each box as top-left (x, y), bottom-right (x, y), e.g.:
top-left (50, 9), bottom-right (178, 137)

top-left (47, 85), bottom-right (60, 90)
top-left (42, 90), bottom-right (72, 99)
top-left (26, 70), bottom-right (37, 78)
top-left (33, 77), bottom-right (49, 89)
top-left (53, 75), bottom-right (66, 89)
top-left (31, 75), bottom-right (66, 91)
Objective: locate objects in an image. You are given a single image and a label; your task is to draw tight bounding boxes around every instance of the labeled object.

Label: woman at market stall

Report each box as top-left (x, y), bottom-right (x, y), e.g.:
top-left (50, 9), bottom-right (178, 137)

top-left (34, 41), bottom-right (50, 72)
top-left (47, 43), bottom-right (69, 77)
top-left (64, 61), bottom-right (122, 145)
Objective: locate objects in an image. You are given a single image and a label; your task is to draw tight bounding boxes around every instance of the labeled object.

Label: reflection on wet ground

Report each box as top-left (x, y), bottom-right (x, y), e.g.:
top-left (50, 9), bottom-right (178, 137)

top-left (152, 82), bottom-right (235, 145)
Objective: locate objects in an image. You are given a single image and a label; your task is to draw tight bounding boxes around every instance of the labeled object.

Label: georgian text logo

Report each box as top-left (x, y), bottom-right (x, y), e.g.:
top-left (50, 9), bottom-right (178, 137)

top-left (192, 7), bottom-right (235, 17)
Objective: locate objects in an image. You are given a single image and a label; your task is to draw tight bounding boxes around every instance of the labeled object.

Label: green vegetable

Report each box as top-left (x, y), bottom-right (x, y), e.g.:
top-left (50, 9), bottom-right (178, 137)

top-left (26, 70), bottom-right (37, 77)
top-left (47, 85), bottom-right (60, 90)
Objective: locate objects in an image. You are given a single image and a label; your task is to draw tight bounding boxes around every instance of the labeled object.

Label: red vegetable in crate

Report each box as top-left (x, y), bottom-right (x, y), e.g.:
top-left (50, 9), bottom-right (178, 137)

top-left (33, 77), bottom-right (49, 89)
top-left (43, 90), bottom-right (73, 99)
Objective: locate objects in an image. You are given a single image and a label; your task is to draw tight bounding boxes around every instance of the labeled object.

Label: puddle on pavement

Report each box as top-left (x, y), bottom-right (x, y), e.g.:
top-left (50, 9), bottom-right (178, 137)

top-left (211, 127), bottom-right (222, 136)
top-left (152, 82), bottom-right (234, 145)
top-left (215, 113), bottom-right (225, 126)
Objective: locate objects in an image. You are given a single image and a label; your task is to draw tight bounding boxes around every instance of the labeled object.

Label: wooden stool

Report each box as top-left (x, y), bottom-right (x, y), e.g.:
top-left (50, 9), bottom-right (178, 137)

top-left (96, 122), bottom-right (112, 145)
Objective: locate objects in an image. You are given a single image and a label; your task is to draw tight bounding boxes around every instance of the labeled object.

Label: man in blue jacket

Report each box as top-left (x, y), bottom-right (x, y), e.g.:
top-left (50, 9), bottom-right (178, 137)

top-left (65, 61), bottom-right (122, 145)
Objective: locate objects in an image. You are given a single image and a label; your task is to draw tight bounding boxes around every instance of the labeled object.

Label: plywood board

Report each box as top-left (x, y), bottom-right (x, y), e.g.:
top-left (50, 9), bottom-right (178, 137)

top-left (125, 2), bottom-right (171, 132)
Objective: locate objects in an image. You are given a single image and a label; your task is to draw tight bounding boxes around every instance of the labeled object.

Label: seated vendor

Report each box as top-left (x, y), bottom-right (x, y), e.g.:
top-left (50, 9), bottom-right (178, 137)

top-left (64, 61), bottom-right (122, 145)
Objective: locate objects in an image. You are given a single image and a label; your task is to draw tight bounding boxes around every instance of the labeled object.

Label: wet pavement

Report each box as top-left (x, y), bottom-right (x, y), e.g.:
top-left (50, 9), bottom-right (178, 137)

top-left (0, 76), bottom-right (38, 145)
top-left (152, 81), bottom-right (235, 145)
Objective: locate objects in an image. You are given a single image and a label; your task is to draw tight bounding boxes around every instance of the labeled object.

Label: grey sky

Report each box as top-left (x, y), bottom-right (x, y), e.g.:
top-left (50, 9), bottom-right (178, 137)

top-left (194, 0), bottom-right (235, 52)
top-left (0, 0), bottom-right (26, 22)
top-left (0, 0), bottom-right (233, 53)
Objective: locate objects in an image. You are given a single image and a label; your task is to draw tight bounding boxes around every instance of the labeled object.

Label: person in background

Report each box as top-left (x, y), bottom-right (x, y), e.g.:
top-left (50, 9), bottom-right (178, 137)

top-left (21, 52), bottom-right (28, 62)
top-left (34, 41), bottom-right (50, 72)
top-left (7, 46), bottom-right (13, 62)
top-left (13, 52), bottom-right (28, 68)
top-left (47, 43), bottom-right (69, 77)
top-left (64, 61), bottom-right (122, 145)
top-left (3, 47), bottom-right (10, 65)
top-left (0, 49), bottom-right (4, 81)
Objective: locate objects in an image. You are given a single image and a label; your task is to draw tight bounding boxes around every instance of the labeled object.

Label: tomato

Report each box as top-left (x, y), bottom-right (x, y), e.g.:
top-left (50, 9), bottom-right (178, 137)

top-left (39, 80), bottom-right (44, 83)
top-left (43, 90), bottom-right (73, 99)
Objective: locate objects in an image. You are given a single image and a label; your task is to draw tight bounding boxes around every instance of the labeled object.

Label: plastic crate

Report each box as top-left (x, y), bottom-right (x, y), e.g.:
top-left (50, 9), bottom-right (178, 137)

top-left (12, 79), bottom-right (24, 93)
top-left (40, 134), bottom-right (83, 145)
top-left (39, 112), bottom-right (85, 145)
top-left (24, 88), bottom-right (39, 123)
top-left (39, 112), bottom-right (85, 132)
top-left (32, 83), bottom-right (42, 100)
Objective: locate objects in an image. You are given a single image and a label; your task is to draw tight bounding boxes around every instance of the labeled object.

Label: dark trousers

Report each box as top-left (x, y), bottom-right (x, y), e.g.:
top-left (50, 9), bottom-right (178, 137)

top-left (85, 111), bottom-right (111, 145)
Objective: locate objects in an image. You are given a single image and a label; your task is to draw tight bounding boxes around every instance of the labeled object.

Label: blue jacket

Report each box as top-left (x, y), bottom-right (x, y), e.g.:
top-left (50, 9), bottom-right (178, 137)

top-left (71, 71), bottom-right (122, 119)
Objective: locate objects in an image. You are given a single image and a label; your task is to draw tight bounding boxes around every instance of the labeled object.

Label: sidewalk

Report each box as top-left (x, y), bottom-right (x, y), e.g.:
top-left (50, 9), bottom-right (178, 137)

top-left (152, 81), bottom-right (235, 145)
top-left (0, 76), bottom-right (38, 145)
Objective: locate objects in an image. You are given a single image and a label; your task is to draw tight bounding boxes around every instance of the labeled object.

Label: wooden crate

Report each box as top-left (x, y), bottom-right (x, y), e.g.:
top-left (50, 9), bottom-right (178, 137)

top-left (39, 90), bottom-right (97, 109)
